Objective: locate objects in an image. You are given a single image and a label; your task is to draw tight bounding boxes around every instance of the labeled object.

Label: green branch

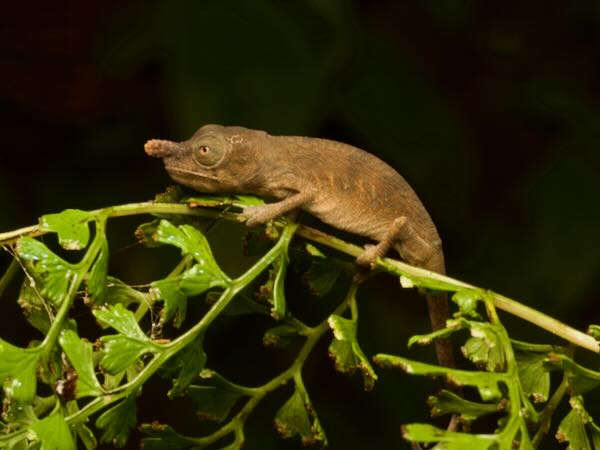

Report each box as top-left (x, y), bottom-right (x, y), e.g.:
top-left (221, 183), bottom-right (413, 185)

top-left (1, 200), bottom-right (595, 354)
top-left (0, 197), bottom-right (598, 449)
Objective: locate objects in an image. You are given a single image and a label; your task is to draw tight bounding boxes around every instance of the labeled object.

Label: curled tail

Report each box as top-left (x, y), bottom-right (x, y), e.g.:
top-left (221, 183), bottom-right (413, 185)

top-left (423, 251), bottom-right (454, 368)
top-left (426, 292), bottom-right (454, 367)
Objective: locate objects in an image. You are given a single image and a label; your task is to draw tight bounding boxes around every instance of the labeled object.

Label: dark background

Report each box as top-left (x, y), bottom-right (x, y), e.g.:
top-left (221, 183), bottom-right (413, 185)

top-left (1, 1), bottom-right (599, 449)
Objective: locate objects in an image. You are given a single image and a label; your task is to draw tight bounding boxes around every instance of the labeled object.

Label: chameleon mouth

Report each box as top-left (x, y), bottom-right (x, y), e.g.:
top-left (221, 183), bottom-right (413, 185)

top-left (164, 165), bottom-right (219, 182)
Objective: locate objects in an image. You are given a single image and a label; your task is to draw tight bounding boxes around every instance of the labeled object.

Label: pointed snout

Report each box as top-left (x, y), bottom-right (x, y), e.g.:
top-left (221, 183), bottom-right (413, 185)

top-left (144, 139), bottom-right (180, 158)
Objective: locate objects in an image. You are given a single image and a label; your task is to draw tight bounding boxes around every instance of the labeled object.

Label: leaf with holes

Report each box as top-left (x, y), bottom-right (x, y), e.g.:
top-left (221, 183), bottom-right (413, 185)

top-left (39, 209), bottom-right (91, 250)
top-left (328, 314), bottom-right (377, 391)
top-left (452, 289), bottom-right (482, 319)
top-left (461, 323), bottom-right (505, 372)
top-left (274, 382), bottom-right (327, 446)
top-left (96, 395), bottom-right (137, 448)
top-left (135, 220), bottom-right (163, 248)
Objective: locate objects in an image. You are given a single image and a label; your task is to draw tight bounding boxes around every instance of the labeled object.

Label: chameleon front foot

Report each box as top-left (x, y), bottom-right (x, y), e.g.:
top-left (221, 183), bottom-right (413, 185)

top-left (241, 204), bottom-right (279, 227)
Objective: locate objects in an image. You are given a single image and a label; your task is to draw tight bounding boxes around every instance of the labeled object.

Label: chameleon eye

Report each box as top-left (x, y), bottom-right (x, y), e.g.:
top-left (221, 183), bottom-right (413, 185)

top-left (193, 143), bottom-right (225, 167)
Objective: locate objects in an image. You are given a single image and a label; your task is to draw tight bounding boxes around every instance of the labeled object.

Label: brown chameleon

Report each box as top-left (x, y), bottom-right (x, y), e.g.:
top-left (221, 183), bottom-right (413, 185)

top-left (145, 124), bottom-right (452, 367)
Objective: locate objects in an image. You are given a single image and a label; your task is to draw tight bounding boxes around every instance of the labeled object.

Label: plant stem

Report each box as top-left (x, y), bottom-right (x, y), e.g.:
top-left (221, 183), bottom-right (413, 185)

top-left (189, 280), bottom-right (356, 447)
top-left (0, 224), bottom-right (40, 244)
top-left (62, 223), bottom-right (300, 431)
top-left (492, 293), bottom-right (598, 353)
top-left (0, 200), bottom-right (597, 354)
top-left (41, 216), bottom-right (107, 350)
top-left (0, 258), bottom-right (19, 298)
top-left (532, 374), bottom-right (568, 448)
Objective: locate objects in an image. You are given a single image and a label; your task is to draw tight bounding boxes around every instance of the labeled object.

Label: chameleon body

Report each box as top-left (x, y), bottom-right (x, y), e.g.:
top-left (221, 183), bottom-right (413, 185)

top-left (145, 124), bottom-right (452, 367)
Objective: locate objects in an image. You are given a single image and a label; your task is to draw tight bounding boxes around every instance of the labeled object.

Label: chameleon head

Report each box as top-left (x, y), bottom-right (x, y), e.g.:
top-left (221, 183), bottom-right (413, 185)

top-left (145, 124), bottom-right (263, 193)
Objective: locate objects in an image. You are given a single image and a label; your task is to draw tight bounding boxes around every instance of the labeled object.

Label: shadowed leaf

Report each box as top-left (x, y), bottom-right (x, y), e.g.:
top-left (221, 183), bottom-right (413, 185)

top-left (515, 349), bottom-right (550, 403)
top-left (96, 395), bottom-right (137, 448)
top-left (328, 314), bottom-right (377, 391)
top-left (303, 260), bottom-right (342, 296)
top-left (16, 237), bottom-right (75, 306)
top-left (74, 422), bottom-right (98, 450)
top-left (17, 280), bottom-right (52, 334)
top-left (162, 336), bottom-right (206, 398)
top-left (274, 382), bottom-right (327, 446)
top-left (140, 423), bottom-right (192, 450)
top-left (104, 276), bottom-right (149, 307)
top-left (86, 236), bottom-right (109, 303)
top-left (263, 324), bottom-right (299, 348)
top-left (546, 353), bottom-right (600, 395)
top-left (189, 370), bottom-right (246, 423)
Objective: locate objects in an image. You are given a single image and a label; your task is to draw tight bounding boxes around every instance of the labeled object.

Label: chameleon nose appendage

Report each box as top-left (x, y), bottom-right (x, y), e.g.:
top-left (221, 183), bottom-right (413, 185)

top-left (144, 139), bottom-right (180, 158)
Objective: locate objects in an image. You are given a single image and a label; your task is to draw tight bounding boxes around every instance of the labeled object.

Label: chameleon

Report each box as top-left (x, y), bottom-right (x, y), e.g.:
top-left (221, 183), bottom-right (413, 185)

top-left (145, 124), bottom-right (453, 368)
